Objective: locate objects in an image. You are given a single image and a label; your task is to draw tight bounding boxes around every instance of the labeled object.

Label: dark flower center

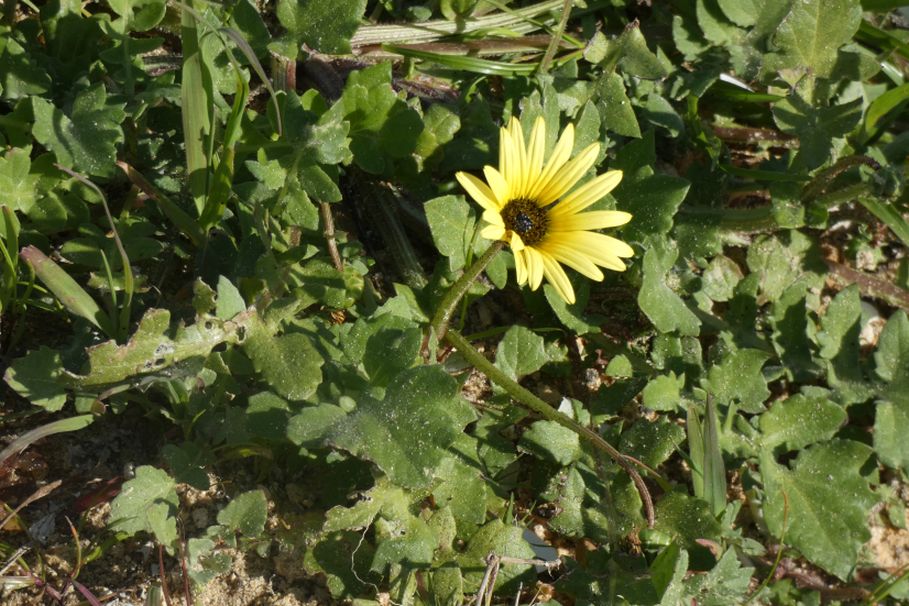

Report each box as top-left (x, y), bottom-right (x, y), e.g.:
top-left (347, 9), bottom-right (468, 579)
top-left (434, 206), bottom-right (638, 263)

top-left (501, 198), bottom-right (549, 246)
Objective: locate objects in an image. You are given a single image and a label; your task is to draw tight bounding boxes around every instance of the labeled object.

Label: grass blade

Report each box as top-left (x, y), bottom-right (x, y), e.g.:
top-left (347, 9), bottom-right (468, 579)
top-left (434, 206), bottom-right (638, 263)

top-left (0, 415), bottom-right (94, 469)
top-left (19, 246), bottom-right (114, 336)
top-left (180, 0), bottom-right (213, 216)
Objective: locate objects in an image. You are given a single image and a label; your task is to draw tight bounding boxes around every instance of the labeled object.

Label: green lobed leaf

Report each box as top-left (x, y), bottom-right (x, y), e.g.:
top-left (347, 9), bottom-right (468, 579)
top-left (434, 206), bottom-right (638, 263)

top-left (32, 84), bottom-right (125, 178)
top-left (277, 0), bottom-right (367, 54)
top-left (109, 466), bottom-right (178, 547)
top-left (682, 549), bottom-right (754, 606)
top-left (336, 63), bottom-right (423, 174)
top-left (772, 95), bottom-right (863, 170)
top-left (759, 388), bottom-right (847, 451)
top-left (327, 366), bottom-right (476, 489)
top-left (638, 237), bottom-right (701, 336)
top-left (702, 348), bottom-right (771, 413)
top-left (761, 440), bottom-right (878, 580)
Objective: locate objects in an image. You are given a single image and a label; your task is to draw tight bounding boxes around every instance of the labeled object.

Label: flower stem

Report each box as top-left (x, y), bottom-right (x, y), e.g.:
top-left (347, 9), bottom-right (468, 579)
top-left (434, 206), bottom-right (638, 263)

top-left (444, 328), bottom-right (656, 528)
top-left (430, 241), bottom-right (504, 341)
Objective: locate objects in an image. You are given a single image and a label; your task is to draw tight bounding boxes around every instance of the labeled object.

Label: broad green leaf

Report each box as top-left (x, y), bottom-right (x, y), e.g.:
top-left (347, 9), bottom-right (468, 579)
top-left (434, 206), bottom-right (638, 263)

top-left (760, 389), bottom-right (846, 451)
top-left (0, 146), bottom-right (38, 213)
top-left (541, 466), bottom-right (586, 537)
top-left (425, 195), bottom-right (475, 272)
top-left (620, 417), bottom-right (685, 468)
top-left (761, 440), bottom-right (878, 580)
top-left (653, 543), bottom-right (689, 605)
top-left (616, 171), bottom-right (690, 243)
top-left (245, 391), bottom-right (291, 441)
top-left (416, 103), bottom-right (461, 162)
top-left (276, 0), bottom-right (367, 54)
top-left (772, 95), bottom-right (862, 169)
top-left (521, 420), bottom-right (581, 465)
top-left (494, 325), bottom-right (565, 381)
top-left (874, 395), bottom-right (909, 475)
top-left (638, 237), bottom-right (700, 336)
top-left (162, 443), bottom-right (210, 490)
top-left (0, 32), bottom-right (52, 99)
top-left (702, 348), bottom-right (771, 413)
top-left (431, 450), bottom-right (488, 533)
top-left (323, 480), bottom-right (435, 573)
top-left (3, 347), bottom-right (68, 411)
top-left (769, 279), bottom-right (819, 383)
top-left (700, 255), bottom-right (743, 302)
top-left (108, 0), bottom-right (166, 31)
top-left (282, 91), bottom-right (352, 166)
top-left (64, 308), bottom-right (249, 388)
top-left (875, 310), bottom-right (909, 382)
top-left (642, 372), bottom-right (684, 412)
top-left (287, 403), bottom-right (346, 447)
top-left (244, 326), bottom-right (324, 401)
top-left (653, 491), bottom-right (722, 548)
top-left (767, 0), bottom-right (862, 80)
top-left (32, 84), bottom-right (125, 178)
top-left (716, 0), bottom-right (762, 26)
top-left (217, 490), bottom-right (268, 538)
top-left (215, 275), bottom-right (245, 321)
top-left (544, 281), bottom-right (604, 335)
top-left (344, 313), bottom-right (422, 387)
top-left (187, 537), bottom-right (232, 586)
top-left (458, 519), bottom-right (535, 592)
top-left (295, 163), bottom-right (341, 204)
top-left (327, 366), bottom-right (475, 489)
top-left (819, 284), bottom-right (872, 404)
top-left (109, 466), bottom-right (178, 546)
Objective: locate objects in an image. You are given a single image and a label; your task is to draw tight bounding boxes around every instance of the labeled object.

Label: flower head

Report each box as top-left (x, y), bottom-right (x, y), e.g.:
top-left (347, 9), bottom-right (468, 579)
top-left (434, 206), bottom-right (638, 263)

top-left (456, 116), bottom-right (633, 304)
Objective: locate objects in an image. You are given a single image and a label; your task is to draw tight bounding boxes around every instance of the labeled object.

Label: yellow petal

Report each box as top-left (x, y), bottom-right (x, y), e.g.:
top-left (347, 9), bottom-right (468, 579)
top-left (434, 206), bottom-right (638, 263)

top-left (540, 251), bottom-right (576, 304)
top-left (549, 210), bottom-right (632, 232)
top-left (525, 117), bottom-right (546, 194)
top-left (483, 165), bottom-right (511, 205)
top-left (542, 240), bottom-right (605, 281)
top-left (549, 170), bottom-right (624, 217)
top-left (529, 123), bottom-right (574, 201)
top-left (498, 125), bottom-right (510, 185)
top-left (482, 209), bottom-right (504, 226)
top-left (481, 223), bottom-right (506, 240)
top-left (513, 248), bottom-right (527, 285)
top-left (509, 231), bottom-right (526, 252)
top-left (510, 118), bottom-right (527, 198)
top-left (525, 247), bottom-right (545, 290)
top-left (456, 171), bottom-right (501, 212)
top-left (536, 143), bottom-right (600, 206)
top-left (548, 232), bottom-right (634, 271)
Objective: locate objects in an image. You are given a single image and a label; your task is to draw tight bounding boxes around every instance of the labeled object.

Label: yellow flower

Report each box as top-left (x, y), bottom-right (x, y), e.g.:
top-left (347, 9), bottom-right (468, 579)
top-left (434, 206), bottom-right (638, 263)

top-left (455, 116), bottom-right (634, 304)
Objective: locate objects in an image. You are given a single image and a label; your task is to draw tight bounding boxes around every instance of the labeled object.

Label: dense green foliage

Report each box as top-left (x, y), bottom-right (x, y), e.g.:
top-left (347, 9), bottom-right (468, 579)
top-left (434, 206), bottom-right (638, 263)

top-left (2, 0), bottom-right (909, 604)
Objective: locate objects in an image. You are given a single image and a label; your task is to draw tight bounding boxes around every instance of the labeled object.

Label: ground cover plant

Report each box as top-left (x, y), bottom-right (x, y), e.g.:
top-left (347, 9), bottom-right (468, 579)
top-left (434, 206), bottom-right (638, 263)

top-left (2, 0), bottom-right (909, 604)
